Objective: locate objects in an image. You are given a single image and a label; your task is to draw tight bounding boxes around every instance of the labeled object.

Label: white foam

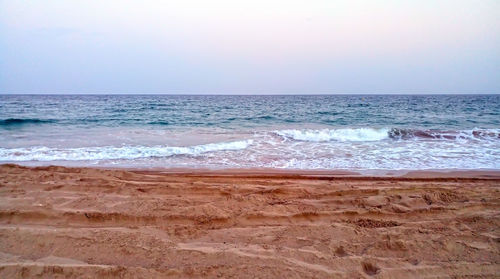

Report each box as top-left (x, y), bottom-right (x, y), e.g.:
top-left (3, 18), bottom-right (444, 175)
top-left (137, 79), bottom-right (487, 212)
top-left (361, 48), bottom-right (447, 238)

top-left (0, 139), bottom-right (253, 161)
top-left (2, 128), bottom-right (499, 170)
top-left (274, 128), bottom-right (390, 142)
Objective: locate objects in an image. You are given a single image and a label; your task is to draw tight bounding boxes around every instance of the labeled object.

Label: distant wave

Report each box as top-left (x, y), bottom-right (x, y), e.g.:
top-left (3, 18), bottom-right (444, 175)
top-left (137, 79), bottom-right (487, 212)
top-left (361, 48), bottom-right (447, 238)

top-left (148, 121), bottom-right (170, 125)
top-left (0, 118), bottom-right (53, 126)
top-left (275, 128), bottom-right (500, 142)
top-left (0, 140), bottom-right (253, 161)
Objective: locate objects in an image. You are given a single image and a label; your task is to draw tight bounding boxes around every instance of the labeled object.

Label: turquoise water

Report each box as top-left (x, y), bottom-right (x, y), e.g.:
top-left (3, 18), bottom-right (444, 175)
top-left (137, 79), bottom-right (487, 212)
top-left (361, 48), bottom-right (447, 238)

top-left (1, 95), bottom-right (499, 170)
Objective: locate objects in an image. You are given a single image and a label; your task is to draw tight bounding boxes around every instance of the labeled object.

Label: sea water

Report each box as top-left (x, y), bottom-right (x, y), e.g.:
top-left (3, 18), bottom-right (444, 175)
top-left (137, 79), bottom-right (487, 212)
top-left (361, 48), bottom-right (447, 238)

top-left (1, 95), bottom-right (499, 170)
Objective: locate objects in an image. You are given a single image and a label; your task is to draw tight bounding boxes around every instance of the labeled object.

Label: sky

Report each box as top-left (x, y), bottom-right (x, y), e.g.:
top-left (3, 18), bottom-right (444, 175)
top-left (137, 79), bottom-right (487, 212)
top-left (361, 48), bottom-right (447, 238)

top-left (0, 0), bottom-right (499, 94)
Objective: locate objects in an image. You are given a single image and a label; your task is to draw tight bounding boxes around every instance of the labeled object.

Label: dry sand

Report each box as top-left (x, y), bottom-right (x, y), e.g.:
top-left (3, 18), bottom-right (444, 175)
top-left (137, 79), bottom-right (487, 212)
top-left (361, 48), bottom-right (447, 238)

top-left (0, 164), bottom-right (499, 278)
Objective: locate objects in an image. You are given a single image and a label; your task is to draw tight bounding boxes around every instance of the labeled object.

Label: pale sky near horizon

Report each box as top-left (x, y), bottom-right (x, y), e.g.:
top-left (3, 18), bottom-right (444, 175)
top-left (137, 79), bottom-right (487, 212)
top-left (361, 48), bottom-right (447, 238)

top-left (0, 0), bottom-right (499, 94)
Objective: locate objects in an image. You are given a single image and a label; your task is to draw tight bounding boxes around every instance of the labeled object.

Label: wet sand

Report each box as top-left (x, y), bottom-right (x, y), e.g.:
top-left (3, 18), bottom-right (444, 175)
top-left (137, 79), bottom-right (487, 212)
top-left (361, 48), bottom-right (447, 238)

top-left (0, 164), bottom-right (499, 278)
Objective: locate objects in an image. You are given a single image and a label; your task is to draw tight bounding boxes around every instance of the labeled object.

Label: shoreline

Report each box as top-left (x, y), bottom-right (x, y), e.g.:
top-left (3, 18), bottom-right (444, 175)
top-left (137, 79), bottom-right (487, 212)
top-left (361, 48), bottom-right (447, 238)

top-left (3, 163), bottom-right (500, 179)
top-left (0, 164), bottom-right (499, 278)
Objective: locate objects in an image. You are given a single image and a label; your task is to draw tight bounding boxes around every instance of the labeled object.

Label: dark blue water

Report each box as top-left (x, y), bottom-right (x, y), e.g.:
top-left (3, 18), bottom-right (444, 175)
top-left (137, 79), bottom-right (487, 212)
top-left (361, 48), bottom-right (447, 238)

top-left (1, 95), bottom-right (499, 129)
top-left (1, 95), bottom-right (499, 170)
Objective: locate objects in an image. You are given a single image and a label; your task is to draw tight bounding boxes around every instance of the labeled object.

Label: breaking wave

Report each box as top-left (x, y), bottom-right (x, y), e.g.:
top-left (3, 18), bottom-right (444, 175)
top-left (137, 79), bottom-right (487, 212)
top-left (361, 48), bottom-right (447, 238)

top-left (275, 128), bottom-right (391, 142)
top-left (275, 128), bottom-right (500, 142)
top-left (0, 140), bottom-right (253, 161)
top-left (388, 128), bottom-right (500, 140)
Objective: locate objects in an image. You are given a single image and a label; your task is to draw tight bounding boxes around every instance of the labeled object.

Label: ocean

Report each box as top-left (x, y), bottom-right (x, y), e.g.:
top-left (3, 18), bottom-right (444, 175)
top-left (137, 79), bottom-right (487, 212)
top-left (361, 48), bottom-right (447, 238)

top-left (1, 94), bottom-right (499, 170)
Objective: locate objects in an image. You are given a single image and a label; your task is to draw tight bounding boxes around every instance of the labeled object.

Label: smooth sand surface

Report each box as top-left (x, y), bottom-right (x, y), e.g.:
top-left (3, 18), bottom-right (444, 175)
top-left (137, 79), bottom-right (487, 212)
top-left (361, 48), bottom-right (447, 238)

top-left (0, 164), bottom-right (499, 278)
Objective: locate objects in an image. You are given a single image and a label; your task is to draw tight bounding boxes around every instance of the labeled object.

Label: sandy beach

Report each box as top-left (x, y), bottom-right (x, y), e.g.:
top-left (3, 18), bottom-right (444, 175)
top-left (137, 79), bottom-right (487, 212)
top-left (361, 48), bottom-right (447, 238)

top-left (0, 164), bottom-right (499, 278)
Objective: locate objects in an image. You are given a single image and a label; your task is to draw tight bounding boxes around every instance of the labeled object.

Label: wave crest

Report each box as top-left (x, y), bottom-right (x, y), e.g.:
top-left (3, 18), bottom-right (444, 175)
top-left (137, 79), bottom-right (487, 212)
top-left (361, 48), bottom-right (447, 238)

top-left (0, 118), bottom-right (53, 126)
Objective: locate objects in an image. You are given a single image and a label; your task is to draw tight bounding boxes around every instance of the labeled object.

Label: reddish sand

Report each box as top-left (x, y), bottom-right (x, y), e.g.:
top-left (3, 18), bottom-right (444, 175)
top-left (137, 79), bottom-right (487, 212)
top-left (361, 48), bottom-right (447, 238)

top-left (0, 164), bottom-right (499, 278)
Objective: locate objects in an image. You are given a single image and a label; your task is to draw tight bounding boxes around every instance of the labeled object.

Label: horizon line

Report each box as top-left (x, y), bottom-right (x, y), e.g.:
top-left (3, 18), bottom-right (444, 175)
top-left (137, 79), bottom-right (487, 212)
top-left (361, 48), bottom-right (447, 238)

top-left (1, 93), bottom-right (499, 96)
